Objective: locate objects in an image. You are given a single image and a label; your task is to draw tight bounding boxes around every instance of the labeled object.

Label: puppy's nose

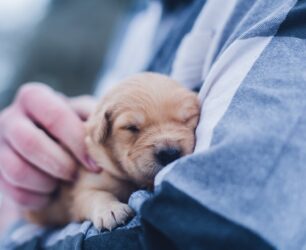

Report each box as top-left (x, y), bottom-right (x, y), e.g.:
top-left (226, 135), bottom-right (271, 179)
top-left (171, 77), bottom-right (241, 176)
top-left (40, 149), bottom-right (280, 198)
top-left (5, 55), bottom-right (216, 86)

top-left (154, 147), bottom-right (182, 166)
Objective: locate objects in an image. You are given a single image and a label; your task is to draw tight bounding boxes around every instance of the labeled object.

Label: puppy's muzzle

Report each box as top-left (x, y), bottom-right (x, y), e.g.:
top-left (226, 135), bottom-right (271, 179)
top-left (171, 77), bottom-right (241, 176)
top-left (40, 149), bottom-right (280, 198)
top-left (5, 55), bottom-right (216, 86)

top-left (154, 146), bottom-right (182, 166)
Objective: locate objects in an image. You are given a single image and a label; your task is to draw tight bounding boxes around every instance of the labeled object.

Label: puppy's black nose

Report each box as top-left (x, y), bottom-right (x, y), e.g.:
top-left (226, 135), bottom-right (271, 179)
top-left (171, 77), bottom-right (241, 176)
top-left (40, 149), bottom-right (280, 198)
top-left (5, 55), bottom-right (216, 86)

top-left (155, 147), bottom-right (182, 166)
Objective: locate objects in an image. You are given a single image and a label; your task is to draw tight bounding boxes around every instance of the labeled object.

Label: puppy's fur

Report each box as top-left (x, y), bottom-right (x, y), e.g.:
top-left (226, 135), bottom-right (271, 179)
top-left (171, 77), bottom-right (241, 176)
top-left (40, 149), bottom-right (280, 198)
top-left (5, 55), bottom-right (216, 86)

top-left (26, 73), bottom-right (200, 230)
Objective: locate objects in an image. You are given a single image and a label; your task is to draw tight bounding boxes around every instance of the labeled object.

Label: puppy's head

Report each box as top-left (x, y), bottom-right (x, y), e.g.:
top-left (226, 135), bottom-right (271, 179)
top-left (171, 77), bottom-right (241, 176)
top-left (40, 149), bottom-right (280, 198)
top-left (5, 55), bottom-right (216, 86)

top-left (86, 73), bottom-right (200, 187)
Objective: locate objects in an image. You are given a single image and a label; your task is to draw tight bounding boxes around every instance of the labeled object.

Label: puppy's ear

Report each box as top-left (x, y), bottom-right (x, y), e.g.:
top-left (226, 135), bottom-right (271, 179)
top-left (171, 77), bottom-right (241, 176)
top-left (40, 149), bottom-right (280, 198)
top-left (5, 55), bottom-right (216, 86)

top-left (86, 107), bottom-right (112, 144)
top-left (98, 110), bottom-right (112, 143)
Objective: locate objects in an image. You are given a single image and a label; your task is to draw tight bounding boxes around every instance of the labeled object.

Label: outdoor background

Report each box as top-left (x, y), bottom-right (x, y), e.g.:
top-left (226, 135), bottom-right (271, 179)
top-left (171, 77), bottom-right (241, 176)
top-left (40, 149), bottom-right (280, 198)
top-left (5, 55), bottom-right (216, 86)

top-left (0, 0), bottom-right (135, 109)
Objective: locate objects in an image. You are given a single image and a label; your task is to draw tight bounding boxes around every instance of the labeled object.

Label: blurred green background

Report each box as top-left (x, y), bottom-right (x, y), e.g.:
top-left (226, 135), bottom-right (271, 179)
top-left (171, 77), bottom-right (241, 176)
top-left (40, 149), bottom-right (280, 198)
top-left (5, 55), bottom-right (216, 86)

top-left (0, 0), bottom-right (134, 109)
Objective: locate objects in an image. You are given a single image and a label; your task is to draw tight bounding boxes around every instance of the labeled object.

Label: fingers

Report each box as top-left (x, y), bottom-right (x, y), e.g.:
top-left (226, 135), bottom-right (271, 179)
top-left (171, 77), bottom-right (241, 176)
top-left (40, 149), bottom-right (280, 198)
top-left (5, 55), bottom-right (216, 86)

top-left (69, 95), bottom-right (98, 121)
top-left (0, 83), bottom-right (101, 211)
top-left (0, 173), bottom-right (49, 210)
top-left (0, 142), bottom-right (57, 193)
top-left (16, 84), bottom-right (100, 172)
top-left (3, 114), bottom-right (78, 181)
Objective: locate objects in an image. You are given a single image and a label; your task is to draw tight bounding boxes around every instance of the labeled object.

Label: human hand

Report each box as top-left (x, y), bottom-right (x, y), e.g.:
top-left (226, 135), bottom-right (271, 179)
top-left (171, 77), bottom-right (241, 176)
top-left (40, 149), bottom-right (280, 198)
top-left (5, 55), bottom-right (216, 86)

top-left (0, 83), bottom-right (100, 210)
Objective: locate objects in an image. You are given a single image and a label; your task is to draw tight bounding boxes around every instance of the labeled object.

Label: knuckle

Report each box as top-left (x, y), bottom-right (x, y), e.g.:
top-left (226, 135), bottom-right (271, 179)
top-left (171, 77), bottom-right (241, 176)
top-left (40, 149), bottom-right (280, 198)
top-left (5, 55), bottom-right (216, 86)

top-left (17, 83), bottom-right (49, 103)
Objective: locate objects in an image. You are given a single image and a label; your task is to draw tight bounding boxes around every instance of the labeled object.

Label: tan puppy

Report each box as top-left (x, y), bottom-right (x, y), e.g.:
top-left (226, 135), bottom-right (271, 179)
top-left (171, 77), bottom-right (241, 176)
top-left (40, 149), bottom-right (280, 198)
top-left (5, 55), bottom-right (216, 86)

top-left (26, 73), bottom-right (200, 230)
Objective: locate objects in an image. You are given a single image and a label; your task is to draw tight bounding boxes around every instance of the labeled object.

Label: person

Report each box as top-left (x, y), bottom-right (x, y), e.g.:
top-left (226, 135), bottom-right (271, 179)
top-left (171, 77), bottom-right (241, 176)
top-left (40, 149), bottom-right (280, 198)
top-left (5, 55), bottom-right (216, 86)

top-left (1, 0), bottom-right (306, 249)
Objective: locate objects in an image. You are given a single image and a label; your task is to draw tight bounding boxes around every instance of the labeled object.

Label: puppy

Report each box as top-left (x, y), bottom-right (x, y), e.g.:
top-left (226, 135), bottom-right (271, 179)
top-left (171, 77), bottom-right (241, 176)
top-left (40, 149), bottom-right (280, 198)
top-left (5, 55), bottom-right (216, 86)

top-left (26, 73), bottom-right (200, 230)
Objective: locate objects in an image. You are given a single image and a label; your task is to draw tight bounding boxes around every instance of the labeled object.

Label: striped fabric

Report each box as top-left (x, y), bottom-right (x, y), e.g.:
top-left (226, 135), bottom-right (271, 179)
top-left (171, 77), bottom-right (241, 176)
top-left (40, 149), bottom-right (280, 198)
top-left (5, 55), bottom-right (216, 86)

top-left (3, 0), bottom-right (306, 249)
top-left (156, 0), bottom-right (306, 249)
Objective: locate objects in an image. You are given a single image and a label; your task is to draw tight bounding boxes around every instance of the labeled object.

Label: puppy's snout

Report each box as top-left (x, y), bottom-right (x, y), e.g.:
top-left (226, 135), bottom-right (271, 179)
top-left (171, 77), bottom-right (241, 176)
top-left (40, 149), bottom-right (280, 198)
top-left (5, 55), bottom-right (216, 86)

top-left (154, 146), bottom-right (182, 166)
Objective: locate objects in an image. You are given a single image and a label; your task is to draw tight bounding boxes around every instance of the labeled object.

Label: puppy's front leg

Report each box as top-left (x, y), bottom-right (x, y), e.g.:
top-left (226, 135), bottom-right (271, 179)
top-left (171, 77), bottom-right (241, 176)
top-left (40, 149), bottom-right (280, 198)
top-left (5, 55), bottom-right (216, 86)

top-left (71, 189), bottom-right (134, 231)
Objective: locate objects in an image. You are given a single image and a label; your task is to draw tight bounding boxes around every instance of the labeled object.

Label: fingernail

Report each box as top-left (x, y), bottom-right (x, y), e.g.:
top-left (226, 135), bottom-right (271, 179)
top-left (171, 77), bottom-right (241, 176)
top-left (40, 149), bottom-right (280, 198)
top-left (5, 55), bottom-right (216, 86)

top-left (85, 155), bottom-right (101, 172)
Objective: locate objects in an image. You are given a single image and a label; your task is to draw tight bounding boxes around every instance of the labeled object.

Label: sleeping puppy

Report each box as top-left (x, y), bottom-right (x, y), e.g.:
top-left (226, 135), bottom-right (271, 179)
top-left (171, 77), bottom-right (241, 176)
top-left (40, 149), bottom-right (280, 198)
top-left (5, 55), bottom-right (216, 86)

top-left (26, 73), bottom-right (200, 230)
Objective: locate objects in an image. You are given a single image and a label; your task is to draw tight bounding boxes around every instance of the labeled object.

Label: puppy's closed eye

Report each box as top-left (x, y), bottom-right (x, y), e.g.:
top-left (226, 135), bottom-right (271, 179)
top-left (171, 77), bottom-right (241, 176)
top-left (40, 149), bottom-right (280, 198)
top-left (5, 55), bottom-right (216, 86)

top-left (123, 125), bottom-right (140, 134)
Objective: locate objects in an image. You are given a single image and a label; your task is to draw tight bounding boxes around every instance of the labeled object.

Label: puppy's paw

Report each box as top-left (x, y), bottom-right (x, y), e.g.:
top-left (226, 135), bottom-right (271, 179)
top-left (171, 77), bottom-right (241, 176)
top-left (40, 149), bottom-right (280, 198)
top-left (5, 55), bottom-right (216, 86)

top-left (92, 202), bottom-right (134, 231)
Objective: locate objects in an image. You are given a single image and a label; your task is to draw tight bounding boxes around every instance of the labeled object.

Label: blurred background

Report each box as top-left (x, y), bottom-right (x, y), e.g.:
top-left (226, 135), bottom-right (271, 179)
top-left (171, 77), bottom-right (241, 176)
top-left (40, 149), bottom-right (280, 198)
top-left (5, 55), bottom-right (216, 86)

top-left (0, 0), bottom-right (137, 109)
